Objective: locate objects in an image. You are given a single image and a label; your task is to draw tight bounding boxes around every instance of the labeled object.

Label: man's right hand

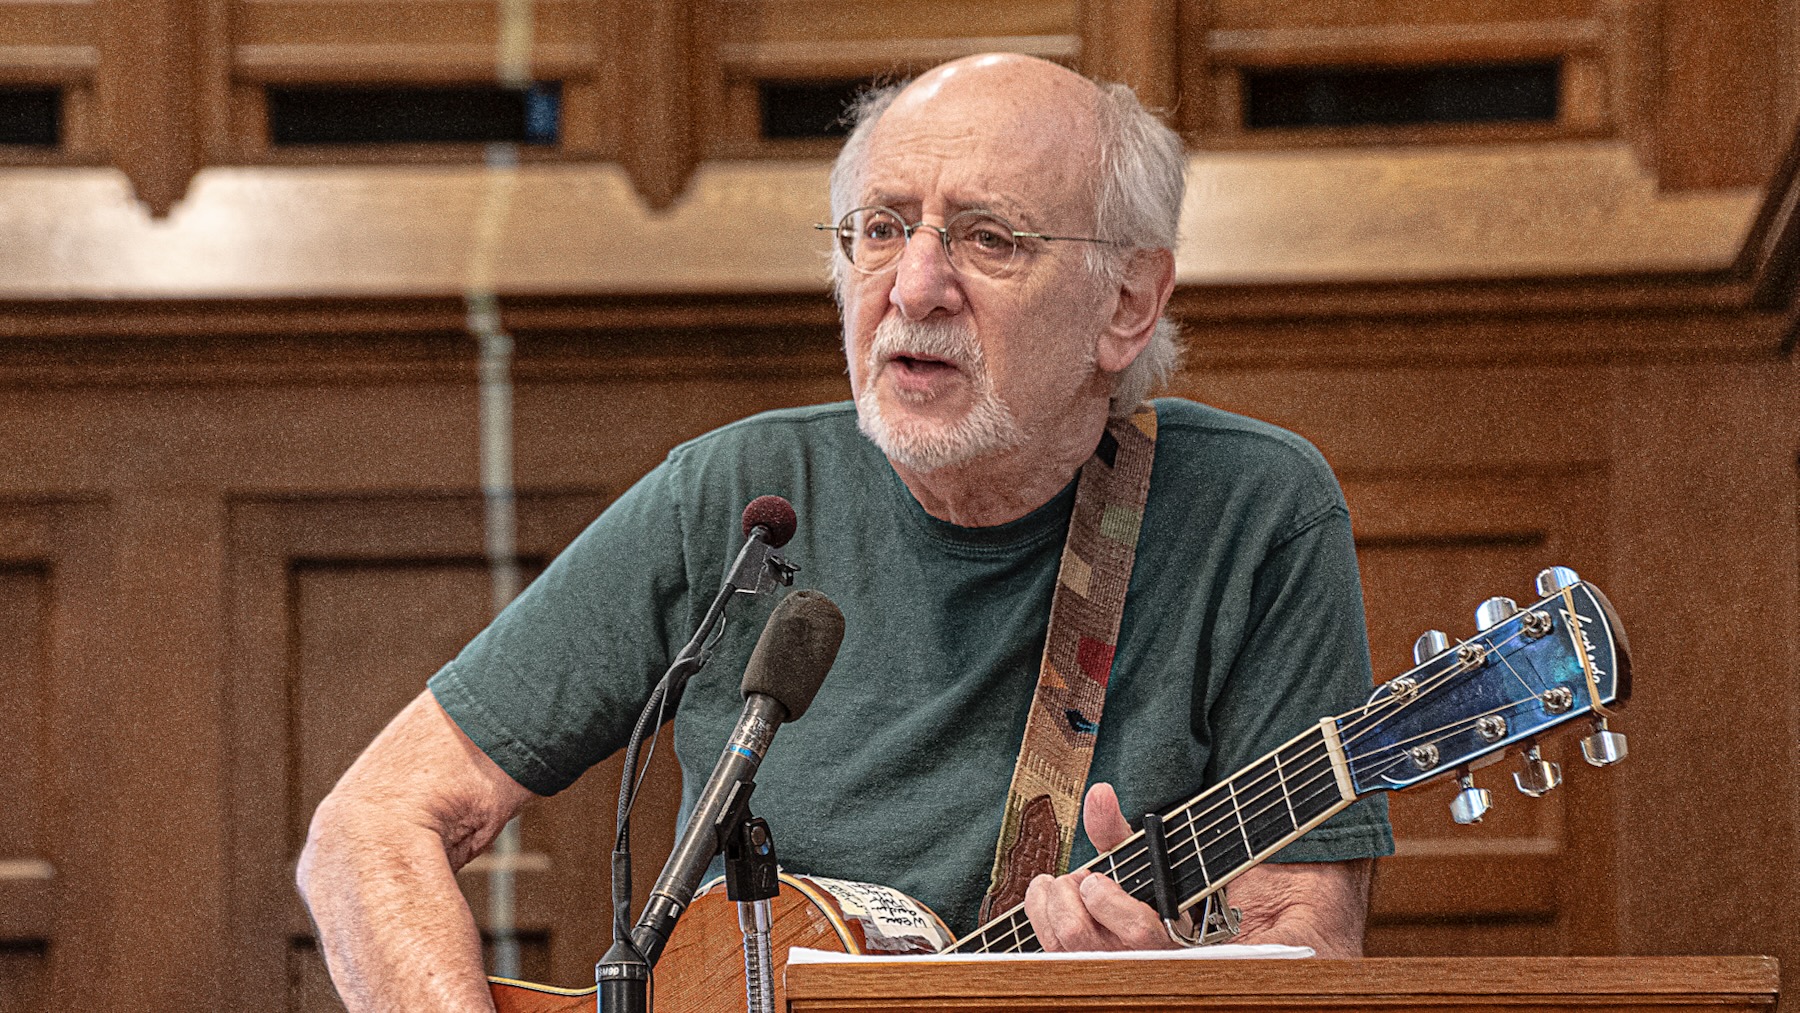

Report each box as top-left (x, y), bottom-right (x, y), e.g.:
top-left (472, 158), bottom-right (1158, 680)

top-left (297, 688), bottom-right (534, 1013)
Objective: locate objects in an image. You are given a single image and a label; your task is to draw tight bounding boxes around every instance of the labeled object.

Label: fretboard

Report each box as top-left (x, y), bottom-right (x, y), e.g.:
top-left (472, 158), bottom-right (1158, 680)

top-left (947, 720), bottom-right (1354, 954)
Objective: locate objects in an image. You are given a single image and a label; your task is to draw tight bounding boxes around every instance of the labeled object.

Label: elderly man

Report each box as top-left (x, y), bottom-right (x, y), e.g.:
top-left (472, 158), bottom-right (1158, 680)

top-left (298, 53), bottom-right (1390, 1010)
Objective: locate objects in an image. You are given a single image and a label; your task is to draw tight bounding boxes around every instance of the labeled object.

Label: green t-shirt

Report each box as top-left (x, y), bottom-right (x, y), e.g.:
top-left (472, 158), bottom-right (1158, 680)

top-left (430, 398), bottom-right (1392, 936)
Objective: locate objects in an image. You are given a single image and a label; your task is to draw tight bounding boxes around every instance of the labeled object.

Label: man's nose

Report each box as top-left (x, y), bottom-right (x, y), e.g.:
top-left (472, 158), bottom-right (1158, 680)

top-left (890, 224), bottom-right (965, 320)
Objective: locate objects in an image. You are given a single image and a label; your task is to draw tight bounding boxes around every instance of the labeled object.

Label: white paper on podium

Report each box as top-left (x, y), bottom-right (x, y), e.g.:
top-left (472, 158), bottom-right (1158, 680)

top-left (787, 943), bottom-right (1313, 964)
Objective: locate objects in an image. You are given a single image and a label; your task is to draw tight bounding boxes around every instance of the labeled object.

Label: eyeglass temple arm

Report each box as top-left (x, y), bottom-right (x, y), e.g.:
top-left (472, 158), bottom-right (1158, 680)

top-left (1013, 232), bottom-right (1121, 246)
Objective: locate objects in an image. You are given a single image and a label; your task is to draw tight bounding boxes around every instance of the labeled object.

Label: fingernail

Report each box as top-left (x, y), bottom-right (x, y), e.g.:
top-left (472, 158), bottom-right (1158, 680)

top-left (1079, 875), bottom-right (1101, 896)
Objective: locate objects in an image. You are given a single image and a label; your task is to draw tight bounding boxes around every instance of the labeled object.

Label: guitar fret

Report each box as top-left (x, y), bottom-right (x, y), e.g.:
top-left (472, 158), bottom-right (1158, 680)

top-left (1186, 808), bottom-right (1209, 884)
top-left (947, 724), bottom-right (1360, 957)
top-left (1227, 778), bottom-right (1254, 855)
top-left (1272, 749), bottom-right (1299, 831)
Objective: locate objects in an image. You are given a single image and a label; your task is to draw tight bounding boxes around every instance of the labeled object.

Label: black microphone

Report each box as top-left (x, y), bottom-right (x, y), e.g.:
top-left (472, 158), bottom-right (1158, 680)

top-left (598, 498), bottom-right (807, 1013)
top-left (628, 589), bottom-right (844, 964)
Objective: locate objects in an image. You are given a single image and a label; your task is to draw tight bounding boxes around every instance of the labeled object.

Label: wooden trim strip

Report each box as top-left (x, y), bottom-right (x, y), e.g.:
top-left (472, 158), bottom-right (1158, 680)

top-left (0, 45), bottom-right (98, 82)
top-left (716, 36), bottom-right (1079, 80)
top-left (785, 955), bottom-right (1782, 1003)
top-left (1747, 114), bottom-right (1800, 309)
top-left (0, 859), bottom-right (54, 880)
top-left (234, 43), bottom-right (596, 83)
top-left (1207, 18), bottom-right (1605, 68)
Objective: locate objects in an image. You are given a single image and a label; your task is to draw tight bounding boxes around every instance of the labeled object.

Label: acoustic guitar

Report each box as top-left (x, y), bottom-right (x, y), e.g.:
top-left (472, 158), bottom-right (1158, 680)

top-left (489, 570), bottom-right (1631, 1013)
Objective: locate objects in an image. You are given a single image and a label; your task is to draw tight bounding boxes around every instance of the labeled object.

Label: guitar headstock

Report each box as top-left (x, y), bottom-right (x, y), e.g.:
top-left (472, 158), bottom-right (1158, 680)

top-left (1341, 567), bottom-right (1633, 821)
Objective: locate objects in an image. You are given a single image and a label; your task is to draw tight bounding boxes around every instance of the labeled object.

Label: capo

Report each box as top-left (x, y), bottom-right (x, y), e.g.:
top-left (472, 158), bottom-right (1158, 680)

top-left (1140, 812), bottom-right (1242, 947)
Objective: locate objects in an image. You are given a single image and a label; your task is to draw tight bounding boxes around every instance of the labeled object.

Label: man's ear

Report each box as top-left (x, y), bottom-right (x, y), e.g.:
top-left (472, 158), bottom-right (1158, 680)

top-left (1095, 248), bottom-right (1176, 374)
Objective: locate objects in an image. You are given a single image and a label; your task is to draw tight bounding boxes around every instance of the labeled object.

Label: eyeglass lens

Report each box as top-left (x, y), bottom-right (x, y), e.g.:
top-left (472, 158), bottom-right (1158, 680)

top-left (838, 207), bottom-right (1019, 275)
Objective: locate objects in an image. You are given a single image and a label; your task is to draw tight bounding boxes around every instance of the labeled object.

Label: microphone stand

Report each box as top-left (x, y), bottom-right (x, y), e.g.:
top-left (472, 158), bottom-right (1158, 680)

top-left (723, 806), bottom-right (781, 1013)
top-left (598, 530), bottom-right (797, 1013)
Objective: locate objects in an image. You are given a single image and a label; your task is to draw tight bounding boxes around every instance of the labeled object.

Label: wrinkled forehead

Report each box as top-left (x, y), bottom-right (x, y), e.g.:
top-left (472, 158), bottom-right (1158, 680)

top-left (861, 57), bottom-right (1101, 223)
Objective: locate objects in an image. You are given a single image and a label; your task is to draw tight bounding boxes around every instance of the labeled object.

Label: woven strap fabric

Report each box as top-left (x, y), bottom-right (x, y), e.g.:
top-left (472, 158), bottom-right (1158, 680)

top-left (979, 404), bottom-right (1158, 922)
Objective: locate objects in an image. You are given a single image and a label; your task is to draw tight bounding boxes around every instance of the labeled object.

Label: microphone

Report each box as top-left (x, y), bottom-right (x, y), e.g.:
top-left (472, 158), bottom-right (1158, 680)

top-left (628, 589), bottom-right (844, 964)
top-left (723, 495), bottom-right (798, 593)
top-left (598, 497), bottom-right (807, 1013)
top-left (741, 494), bottom-right (798, 548)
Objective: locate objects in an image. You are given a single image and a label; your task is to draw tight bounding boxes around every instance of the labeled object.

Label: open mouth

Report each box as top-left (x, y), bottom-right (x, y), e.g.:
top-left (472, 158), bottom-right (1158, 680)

top-left (889, 353), bottom-right (960, 376)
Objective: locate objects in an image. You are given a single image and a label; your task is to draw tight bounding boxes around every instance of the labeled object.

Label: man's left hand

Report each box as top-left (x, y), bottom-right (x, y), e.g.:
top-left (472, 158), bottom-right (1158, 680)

top-left (1021, 782), bottom-right (1372, 955)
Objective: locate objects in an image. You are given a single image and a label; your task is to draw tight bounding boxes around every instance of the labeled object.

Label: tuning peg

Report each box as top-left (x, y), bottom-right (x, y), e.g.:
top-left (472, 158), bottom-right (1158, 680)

top-left (1581, 717), bottom-right (1628, 766)
top-left (1512, 744), bottom-right (1562, 797)
top-left (1450, 770), bottom-right (1491, 824)
top-left (1413, 630), bottom-right (1449, 665)
top-left (1475, 596), bottom-right (1518, 632)
top-left (1535, 566), bottom-right (1581, 597)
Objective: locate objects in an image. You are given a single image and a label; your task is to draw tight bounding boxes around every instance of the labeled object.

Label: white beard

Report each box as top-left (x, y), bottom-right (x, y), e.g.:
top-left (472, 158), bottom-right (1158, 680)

top-left (854, 316), bottom-right (1025, 473)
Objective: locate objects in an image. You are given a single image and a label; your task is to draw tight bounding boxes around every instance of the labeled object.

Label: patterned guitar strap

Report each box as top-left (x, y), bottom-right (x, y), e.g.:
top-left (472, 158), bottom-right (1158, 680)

top-left (979, 403), bottom-right (1157, 922)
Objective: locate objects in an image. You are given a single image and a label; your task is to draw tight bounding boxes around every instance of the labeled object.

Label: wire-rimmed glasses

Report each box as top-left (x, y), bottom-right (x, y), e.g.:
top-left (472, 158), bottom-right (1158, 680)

top-left (815, 205), bottom-right (1120, 277)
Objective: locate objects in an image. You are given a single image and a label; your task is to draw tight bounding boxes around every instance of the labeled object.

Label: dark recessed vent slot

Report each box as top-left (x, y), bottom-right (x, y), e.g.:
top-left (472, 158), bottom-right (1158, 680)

top-left (267, 83), bottom-right (561, 146)
top-left (0, 87), bottom-right (61, 146)
top-left (1244, 60), bottom-right (1559, 129)
top-left (758, 79), bottom-right (870, 139)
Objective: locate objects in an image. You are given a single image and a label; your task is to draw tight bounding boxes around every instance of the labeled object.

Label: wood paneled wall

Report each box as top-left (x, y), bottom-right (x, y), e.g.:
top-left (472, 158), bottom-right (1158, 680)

top-left (0, 291), bottom-right (1794, 1013)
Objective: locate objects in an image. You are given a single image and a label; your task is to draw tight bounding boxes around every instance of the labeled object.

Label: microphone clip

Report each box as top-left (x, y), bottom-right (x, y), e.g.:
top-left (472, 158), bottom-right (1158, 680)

top-left (726, 533), bottom-right (799, 597)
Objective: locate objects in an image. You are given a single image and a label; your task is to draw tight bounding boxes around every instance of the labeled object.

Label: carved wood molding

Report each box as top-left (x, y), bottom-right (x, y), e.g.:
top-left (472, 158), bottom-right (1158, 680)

top-left (1746, 113), bottom-right (1800, 312)
top-left (615, 0), bottom-right (696, 210)
top-left (714, 35), bottom-right (1080, 80)
top-left (1204, 18), bottom-right (1607, 68)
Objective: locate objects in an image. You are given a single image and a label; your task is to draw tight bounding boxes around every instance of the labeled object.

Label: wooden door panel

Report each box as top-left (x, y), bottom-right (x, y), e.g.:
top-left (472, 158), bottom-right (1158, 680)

top-left (288, 560), bottom-right (496, 846)
top-left (0, 502), bottom-right (111, 1013)
top-left (1344, 468), bottom-right (1612, 956)
top-left (0, 568), bottom-right (46, 859)
top-left (228, 493), bottom-right (684, 1011)
top-left (0, 567), bottom-right (48, 1013)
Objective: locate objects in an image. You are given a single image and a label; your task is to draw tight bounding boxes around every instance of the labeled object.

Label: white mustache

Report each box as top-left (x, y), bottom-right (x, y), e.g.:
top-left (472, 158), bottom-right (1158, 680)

top-left (871, 316), bottom-right (984, 373)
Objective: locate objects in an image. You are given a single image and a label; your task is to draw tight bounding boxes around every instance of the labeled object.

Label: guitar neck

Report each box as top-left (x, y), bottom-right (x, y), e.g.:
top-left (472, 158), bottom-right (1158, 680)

top-left (947, 719), bottom-right (1358, 954)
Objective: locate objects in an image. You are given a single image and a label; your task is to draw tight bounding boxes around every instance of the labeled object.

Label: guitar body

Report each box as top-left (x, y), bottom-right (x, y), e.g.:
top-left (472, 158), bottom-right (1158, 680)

top-left (489, 873), bottom-right (951, 1013)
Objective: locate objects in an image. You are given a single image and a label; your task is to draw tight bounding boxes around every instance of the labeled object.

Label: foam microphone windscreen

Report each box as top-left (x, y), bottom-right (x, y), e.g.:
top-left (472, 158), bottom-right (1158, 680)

top-left (740, 495), bottom-right (797, 548)
top-left (740, 589), bottom-right (843, 722)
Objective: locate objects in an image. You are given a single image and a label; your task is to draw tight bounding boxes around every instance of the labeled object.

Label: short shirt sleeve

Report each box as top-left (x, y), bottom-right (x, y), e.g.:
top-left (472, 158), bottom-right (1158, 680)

top-left (1203, 500), bottom-right (1394, 863)
top-left (428, 456), bottom-right (695, 796)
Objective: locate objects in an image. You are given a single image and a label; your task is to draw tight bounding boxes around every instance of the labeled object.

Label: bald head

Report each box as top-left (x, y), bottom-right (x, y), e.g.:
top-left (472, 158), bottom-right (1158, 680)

top-left (863, 54), bottom-right (1103, 232)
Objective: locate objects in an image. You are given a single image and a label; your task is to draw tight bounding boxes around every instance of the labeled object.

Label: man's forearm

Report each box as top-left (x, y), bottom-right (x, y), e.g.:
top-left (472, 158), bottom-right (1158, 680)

top-left (298, 799), bottom-right (496, 1013)
top-left (1228, 859), bottom-right (1371, 958)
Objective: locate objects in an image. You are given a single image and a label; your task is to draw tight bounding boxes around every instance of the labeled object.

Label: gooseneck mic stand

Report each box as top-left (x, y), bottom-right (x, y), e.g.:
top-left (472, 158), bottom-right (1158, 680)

top-left (597, 498), bottom-right (809, 1013)
top-left (725, 810), bottom-right (782, 1013)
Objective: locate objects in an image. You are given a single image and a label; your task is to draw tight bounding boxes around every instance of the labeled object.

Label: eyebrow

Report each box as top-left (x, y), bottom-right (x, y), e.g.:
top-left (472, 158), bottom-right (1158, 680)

top-left (862, 191), bottom-right (1032, 225)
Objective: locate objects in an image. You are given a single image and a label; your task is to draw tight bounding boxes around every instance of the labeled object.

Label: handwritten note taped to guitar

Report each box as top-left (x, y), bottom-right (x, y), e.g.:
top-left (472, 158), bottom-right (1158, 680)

top-left (805, 875), bottom-right (956, 954)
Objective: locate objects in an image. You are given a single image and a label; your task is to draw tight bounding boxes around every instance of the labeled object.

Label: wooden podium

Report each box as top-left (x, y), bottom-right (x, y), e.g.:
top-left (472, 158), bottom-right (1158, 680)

top-left (783, 955), bottom-right (1779, 1012)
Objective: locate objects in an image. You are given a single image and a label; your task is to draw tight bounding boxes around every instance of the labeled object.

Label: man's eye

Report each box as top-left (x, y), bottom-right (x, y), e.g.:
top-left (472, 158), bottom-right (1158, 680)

top-left (970, 228), bottom-right (1009, 250)
top-left (864, 221), bottom-right (901, 241)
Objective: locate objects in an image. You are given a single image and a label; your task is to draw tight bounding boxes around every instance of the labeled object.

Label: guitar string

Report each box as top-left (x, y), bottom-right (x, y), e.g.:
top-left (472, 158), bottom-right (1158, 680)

top-left (967, 774), bottom-right (1354, 952)
top-left (968, 709), bottom-right (1488, 953)
top-left (1094, 622), bottom-right (1538, 887)
top-left (964, 756), bottom-right (1348, 952)
top-left (1113, 676), bottom-right (1550, 894)
top-left (972, 756), bottom-right (1352, 949)
top-left (961, 618), bottom-right (1557, 952)
top-left (1104, 679), bottom-right (1556, 904)
top-left (1335, 622), bottom-right (1532, 743)
top-left (965, 685), bottom-right (1494, 951)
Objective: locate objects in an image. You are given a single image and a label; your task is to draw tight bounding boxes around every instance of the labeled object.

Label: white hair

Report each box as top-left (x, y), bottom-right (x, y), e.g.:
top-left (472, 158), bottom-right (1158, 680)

top-left (828, 74), bottom-right (1187, 417)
